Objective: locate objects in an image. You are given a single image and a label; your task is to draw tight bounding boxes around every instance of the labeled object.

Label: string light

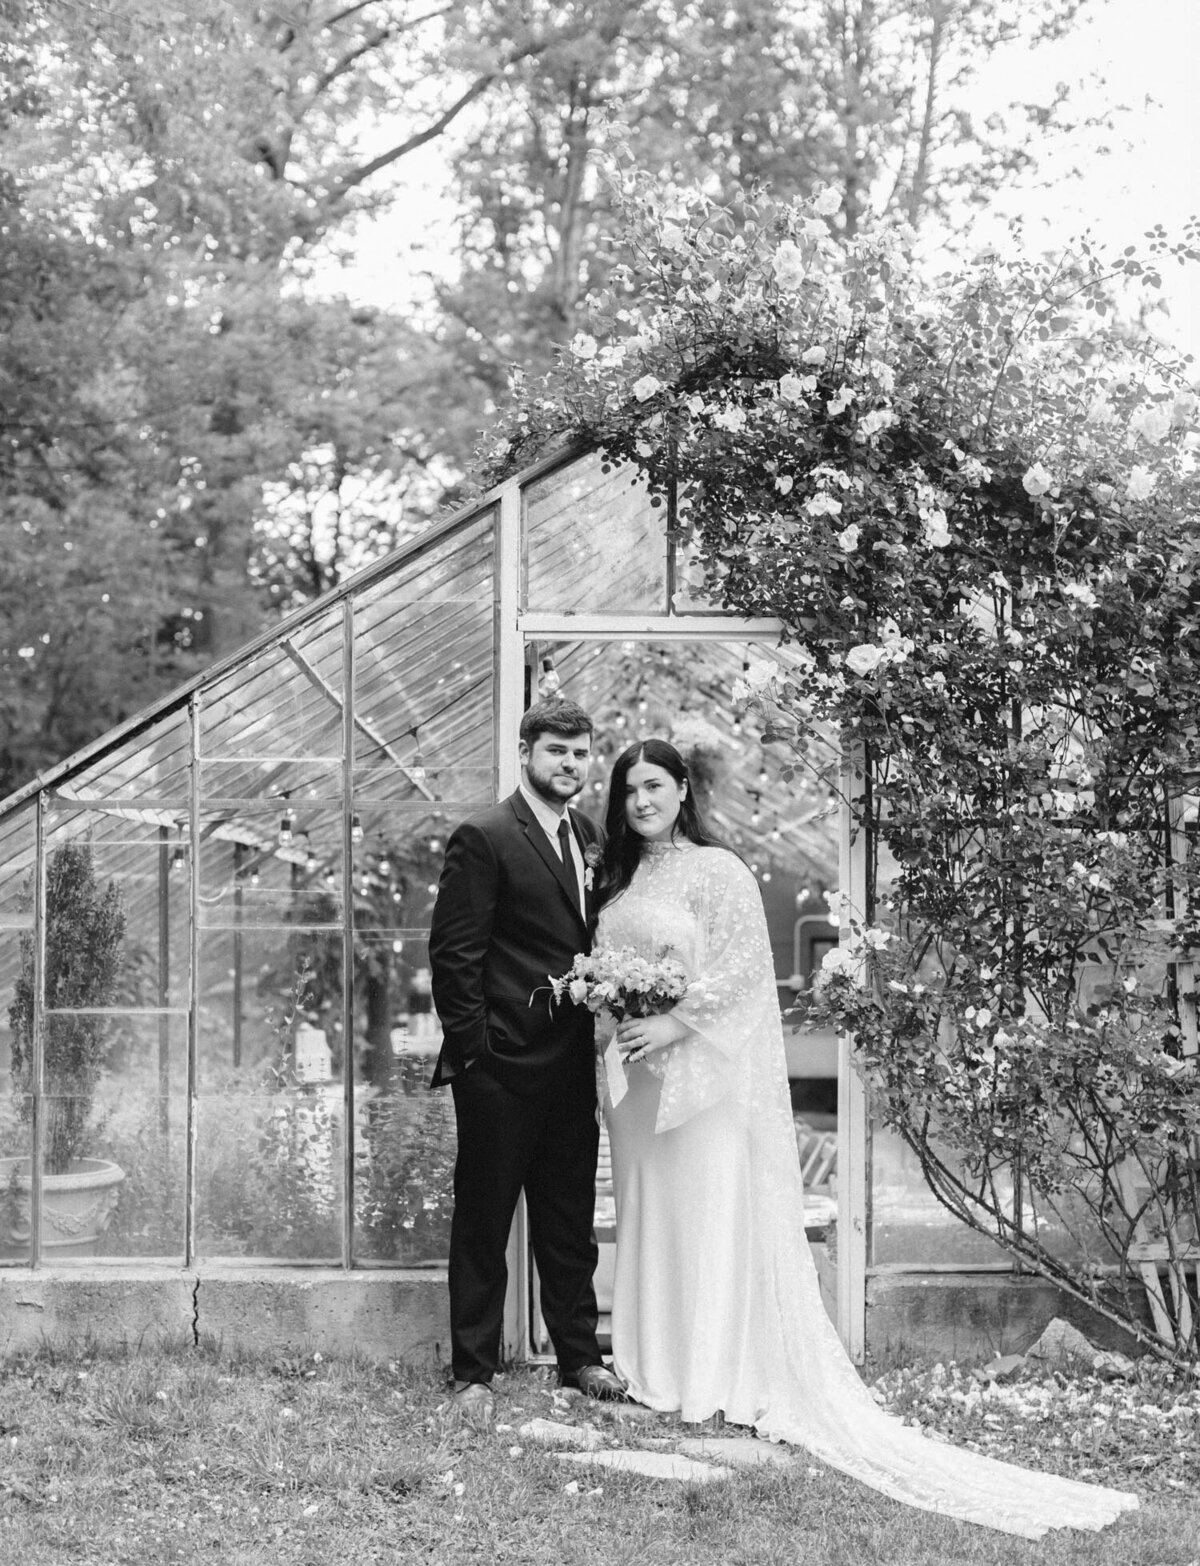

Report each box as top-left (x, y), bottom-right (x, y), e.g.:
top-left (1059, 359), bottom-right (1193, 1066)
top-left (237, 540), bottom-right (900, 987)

top-left (351, 813), bottom-right (364, 842)
top-left (323, 866), bottom-right (336, 889)
top-left (249, 866), bottom-right (260, 887)
top-left (169, 842), bottom-right (187, 875)
top-left (409, 727), bottom-right (427, 784)
top-left (377, 851), bottom-right (392, 876)
top-left (277, 801), bottom-right (294, 847)
top-left (428, 836), bottom-right (442, 855)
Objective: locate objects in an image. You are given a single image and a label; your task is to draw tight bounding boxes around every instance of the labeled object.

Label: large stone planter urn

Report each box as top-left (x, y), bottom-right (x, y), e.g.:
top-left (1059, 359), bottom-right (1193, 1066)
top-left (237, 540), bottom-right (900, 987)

top-left (0, 1156), bottom-right (125, 1258)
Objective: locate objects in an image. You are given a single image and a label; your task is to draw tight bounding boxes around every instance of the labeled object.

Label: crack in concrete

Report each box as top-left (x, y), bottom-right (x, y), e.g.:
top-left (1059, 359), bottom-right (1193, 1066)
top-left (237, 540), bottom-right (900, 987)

top-left (191, 1275), bottom-right (200, 1346)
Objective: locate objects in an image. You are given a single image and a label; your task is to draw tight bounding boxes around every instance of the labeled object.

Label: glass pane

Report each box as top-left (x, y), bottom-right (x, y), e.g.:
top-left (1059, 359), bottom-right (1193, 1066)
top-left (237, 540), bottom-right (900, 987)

top-left (195, 1083), bottom-right (344, 1262)
top-left (353, 587), bottom-right (495, 805)
top-left (196, 930), bottom-right (344, 1260)
top-left (201, 607), bottom-right (344, 761)
top-left (41, 814), bottom-right (191, 1011)
top-left (0, 804), bottom-right (35, 929)
top-left (44, 1015), bottom-right (187, 1261)
top-left (54, 714), bottom-right (191, 809)
top-left (0, 1095), bottom-right (33, 1265)
top-left (871, 1126), bottom-right (1011, 1266)
top-left (364, 509), bottom-right (494, 606)
top-left (198, 817), bottom-right (345, 931)
top-left (523, 453), bottom-right (668, 613)
top-left (355, 1057), bottom-right (454, 1265)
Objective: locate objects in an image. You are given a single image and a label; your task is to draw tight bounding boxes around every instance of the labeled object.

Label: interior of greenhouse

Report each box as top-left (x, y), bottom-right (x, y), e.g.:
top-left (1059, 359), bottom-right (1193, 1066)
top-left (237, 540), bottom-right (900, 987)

top-left (0, 442), bottom-right (1021, 1351)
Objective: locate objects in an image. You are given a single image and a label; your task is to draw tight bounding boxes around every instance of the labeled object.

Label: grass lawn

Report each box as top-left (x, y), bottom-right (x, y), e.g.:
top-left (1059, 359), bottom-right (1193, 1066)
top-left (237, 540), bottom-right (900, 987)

top-left (1, 1342), bottom-right (1198, 1565)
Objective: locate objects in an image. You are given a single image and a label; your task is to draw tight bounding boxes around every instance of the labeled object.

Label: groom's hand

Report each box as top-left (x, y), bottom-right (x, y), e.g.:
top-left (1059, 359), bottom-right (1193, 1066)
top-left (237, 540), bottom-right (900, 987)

top-left (616, 1013), bottom-right (692, 1061)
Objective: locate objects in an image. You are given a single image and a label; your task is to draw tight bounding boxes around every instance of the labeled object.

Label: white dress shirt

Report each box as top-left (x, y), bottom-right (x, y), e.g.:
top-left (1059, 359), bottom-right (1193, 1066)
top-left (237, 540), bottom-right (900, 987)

top-left (519, 783), bottom-right (586, 910)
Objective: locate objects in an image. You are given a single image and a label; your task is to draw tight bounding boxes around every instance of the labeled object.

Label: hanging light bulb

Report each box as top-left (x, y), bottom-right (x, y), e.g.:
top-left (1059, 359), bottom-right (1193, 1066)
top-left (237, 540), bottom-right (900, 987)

top-left (758, 767), bottom-right (769, 786)
top-left (323, 866), bottom-right (336, 888)
top-left (278, 811), bottom-right (294, 847)
top-left (249, 865), bottom-right (260, 887)
top-left (538, 656), bottom-right (561, 698)
top-left (169, 843), bottom-right (187, 875)
top-left (378, 852), bottom-right (392, 876)
top-left (409, 728), bottom-right (427, 784)
top-left (392, 939), bottom-right (404, 955)
top-left (303, 835), bottom-right (317, 872)
top-left (762, 869), bottom-right (773, 883)
top-left (428, 836), bottom-right (443, 855)
top-left (351, 813), bottom-right (364, 842)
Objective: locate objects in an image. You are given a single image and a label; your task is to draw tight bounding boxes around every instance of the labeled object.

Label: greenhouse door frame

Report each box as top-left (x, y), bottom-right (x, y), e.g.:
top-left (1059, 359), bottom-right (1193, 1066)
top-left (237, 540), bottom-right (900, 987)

top-left (494, 490), bottom-right (869, 1365)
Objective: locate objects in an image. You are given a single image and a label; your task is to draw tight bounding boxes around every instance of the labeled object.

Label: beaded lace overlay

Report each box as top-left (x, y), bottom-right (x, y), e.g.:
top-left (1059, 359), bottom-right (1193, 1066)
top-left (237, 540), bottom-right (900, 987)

top-left (596, 845), bottom-right (1138, 1540)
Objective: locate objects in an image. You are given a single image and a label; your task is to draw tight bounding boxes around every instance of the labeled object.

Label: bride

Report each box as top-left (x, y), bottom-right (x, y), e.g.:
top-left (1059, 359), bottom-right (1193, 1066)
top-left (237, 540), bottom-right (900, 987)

top-left (593, 737), bottom-right (1137, 1539)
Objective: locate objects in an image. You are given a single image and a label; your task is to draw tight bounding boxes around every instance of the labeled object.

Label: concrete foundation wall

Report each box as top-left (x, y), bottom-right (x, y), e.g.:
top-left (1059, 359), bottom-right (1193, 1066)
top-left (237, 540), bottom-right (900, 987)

top-left (865, 1271), bottom-right (1144, 1365)
top-left (0, 1265), bottom-right (1147, 1367)
top-left (0, 1268), bottom-right (449, 1366)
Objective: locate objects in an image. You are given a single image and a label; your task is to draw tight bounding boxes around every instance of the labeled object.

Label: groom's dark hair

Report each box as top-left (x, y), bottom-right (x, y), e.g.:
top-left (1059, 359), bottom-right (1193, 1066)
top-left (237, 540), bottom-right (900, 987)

top-left (519, 698), bottom-right (594, 746)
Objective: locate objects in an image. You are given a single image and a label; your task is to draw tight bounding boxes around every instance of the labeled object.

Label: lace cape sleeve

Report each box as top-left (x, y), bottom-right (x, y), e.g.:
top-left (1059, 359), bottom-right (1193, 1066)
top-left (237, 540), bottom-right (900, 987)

top-left (652, 849), bottom-right (784, 1133)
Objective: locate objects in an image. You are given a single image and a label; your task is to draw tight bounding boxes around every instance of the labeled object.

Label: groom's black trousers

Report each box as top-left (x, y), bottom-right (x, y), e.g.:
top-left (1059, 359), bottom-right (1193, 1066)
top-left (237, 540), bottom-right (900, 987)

top-left (448, 1057), bottom-right (601, 1385)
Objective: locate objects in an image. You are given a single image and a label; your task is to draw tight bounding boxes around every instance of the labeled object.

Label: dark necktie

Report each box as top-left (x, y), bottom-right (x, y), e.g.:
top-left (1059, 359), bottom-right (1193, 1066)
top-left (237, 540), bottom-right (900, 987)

top-left (557, 818), bottom-right (582, 916)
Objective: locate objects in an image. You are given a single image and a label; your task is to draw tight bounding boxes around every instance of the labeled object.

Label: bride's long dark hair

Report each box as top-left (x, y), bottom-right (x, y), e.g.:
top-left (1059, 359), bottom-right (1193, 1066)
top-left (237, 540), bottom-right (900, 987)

top-left (597, 738), bottom-right (731, 907)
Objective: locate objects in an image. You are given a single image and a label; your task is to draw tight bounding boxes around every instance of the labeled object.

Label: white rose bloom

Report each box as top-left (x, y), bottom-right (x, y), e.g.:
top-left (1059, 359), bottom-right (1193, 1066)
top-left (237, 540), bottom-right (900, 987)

top-left (1129, 403), bottom-right (1172, 445)
top-left (775, 474), bottom-right (795, 495)
top-left (660, 221), bottom-right (686, 250)
top-left (632, 375), bottom-right (663, 402)
top-left (744, 660), bottom-right (777, 692)
top-left (778, 372), bottom-right (808, 404)
top-left (845, 643), bottom-right (886, 676)
top-left (570, 333), bottom-right (597, 360)
top-left (826, 386), bottom-right (854, 416)
top-left (712, 406), bottom-right (747, 432)
top-left (805, 494), bottom-right (842, 518)
top-left (836, 523), bottom-right (860, 552)
top-left (858, 407), bottom-right (895, 438)
top-left (1062, 582), bottom-right (1098, 609)
top-left (812, 186), bottom-right (842, 216)
top-left (773, 241), bottom-right (807, 290)
top-left (1021, 463), bottom-right (1052, 497)
top-left (1126, 464), bottom-right (1157, 501)
top-left (922, 508), bottom-right (951, 548)
top-left (801, 344), bottom-right (827, 365)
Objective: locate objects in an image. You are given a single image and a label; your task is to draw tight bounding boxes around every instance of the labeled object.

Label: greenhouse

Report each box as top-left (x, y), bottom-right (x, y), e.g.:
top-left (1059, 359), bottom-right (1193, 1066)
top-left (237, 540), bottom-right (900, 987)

top-left (0, 441), bottom-right (1049, 1362)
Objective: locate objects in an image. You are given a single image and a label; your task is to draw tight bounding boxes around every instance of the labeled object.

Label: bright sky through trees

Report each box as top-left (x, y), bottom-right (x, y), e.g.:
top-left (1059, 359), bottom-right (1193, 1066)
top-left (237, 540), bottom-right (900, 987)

top-left (327, 0), bottom-right (1200, 354)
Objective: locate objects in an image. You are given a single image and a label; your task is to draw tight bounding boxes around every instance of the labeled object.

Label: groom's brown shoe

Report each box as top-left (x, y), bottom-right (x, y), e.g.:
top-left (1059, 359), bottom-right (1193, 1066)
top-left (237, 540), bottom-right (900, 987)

top-left (451, 1380), bottom-right (495, 1429)
top-left (561, 1364), bottom-right (630, 1402)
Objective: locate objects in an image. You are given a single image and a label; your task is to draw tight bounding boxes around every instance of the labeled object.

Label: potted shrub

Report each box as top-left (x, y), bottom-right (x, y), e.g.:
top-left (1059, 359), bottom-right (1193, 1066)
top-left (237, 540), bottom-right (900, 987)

top-left (3, 842), bottom-right (127, 1256)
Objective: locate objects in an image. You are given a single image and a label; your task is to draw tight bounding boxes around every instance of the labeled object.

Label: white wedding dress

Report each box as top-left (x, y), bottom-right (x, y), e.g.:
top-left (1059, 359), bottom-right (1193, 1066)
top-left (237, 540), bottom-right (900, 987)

top-left (596, 842), bottom-right (1137, 1539)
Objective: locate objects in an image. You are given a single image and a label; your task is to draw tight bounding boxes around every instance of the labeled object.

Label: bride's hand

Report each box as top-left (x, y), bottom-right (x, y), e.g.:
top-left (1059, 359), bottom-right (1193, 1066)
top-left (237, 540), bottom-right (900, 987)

top-left (616, 1013), bottom-right (691, 1062)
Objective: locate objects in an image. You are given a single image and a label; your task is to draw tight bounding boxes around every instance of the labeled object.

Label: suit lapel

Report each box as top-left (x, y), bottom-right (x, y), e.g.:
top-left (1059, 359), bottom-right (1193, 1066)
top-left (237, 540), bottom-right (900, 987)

top-left (509, 793), bottom-right (588, 930)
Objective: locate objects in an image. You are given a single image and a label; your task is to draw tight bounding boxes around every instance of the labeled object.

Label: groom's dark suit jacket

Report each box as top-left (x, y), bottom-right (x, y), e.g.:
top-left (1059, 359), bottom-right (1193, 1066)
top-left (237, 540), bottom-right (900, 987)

top-left (428, 790), bottom-right (602, 1091)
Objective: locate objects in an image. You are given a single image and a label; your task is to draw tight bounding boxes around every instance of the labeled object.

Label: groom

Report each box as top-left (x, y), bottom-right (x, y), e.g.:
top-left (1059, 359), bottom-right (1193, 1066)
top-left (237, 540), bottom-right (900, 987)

top-left (428, 697), bottom-right (625, 1423)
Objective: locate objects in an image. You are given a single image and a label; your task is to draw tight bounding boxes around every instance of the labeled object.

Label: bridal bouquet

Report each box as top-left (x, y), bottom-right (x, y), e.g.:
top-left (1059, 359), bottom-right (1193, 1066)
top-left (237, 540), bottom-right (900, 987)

top-left (549, 945), bottom-right (688, 1022)
top-left (548, 947), bottom-right (689, 1109)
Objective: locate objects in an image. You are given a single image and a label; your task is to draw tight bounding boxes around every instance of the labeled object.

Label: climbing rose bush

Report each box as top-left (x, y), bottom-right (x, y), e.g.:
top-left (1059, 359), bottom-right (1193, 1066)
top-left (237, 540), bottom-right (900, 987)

top-left (492, 170), bottom-right (1200, 1359)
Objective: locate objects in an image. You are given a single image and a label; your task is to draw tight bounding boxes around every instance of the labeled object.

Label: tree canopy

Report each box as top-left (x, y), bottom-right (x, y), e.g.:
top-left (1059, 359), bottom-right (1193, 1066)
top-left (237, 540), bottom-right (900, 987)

top-left (1, 0), bottom-right (1116, 792)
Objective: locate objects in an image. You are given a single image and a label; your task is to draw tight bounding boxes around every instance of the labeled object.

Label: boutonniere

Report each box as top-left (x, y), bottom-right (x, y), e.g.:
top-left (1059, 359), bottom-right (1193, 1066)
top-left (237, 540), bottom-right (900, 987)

top-left (583, 843), bottom-right (602, 891)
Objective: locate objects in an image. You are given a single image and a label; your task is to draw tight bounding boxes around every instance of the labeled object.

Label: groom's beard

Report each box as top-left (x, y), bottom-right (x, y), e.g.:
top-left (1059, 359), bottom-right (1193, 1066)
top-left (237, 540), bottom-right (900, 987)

top-left (524, 761), bottom-right (586, 807)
